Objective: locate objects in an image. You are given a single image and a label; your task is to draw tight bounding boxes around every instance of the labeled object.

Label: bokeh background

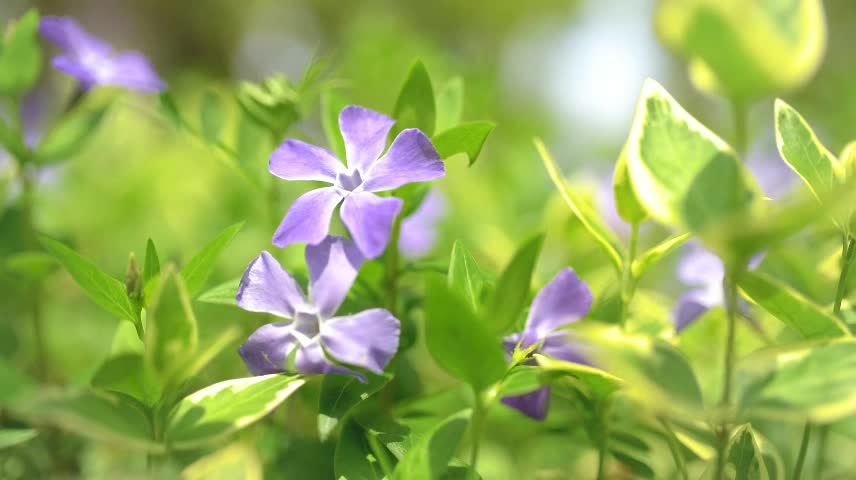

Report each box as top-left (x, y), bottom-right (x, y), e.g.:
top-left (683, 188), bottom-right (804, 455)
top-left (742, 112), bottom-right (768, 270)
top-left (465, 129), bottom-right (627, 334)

top-left (2, 0), bottom-right (856, 478)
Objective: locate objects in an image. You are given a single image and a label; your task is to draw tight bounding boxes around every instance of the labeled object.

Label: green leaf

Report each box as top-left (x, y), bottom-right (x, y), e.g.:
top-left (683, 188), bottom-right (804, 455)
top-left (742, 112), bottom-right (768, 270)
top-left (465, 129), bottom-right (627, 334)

top-left (16, 388), bottom-right (162, 452)
top-left (143, 238), bottom-right (160, 286)
top-left (0, 10), bottom-right (42, 96)
top-left (165, 374), bottom-right (305, 450)
top-left (739, 271), bottom-right (849, 339)
top-left (737, 339), bottom-right (856, 423)
top-left (40, 236), bottom-right (141, 332)
top-left (36, 103), bottom-right (111, 163)
top-left (182, 222), bottom-right (244, 297)
top-left (631, 233), bottom-right (693, 279)
top-left (159, 92), bottom-right (185, 129)
top-left (237, 76), bottom-right (300, 139)
top-left (494, 366), bottom-right (544, 397)
top-left (424, 279), bottom-right (507, 392)
top-left (145, 269), bottom-right (199, 387)
top-left (624, 80), bottom-right (761, 244)
top-left (432, 122), bottom-right (494, 166)
top-left (585, 326), bottom-right (704, 415)
top-left (483, 234), bottom-right (544, 335)
top-left (447, 241), bottom-right (488, 311)
top-left (182, 444), bottom-right (264, 480)
top-left (393, 60), bottom-right (436, 136)
top-left (0, 429), bottom-right (37, 449)
top-left (535, 354), bottom-right (624, 401)
top-left (318, 372), bottom-right (393, 441)
top-left (4, 251), bottom-right (58, 281)
top-left (613, 146), bottom-right (648, 224)
top-left (91, 353), bottom-right (160, 406)
top-left (200, 91), bottom-right (226, 144)
top-left (655, 0), bottom-right (826, 100)
top-left (321, 89), bottom-right (348, 160)
top-left (0, 360), bottom-right (33, 407)
top-left (536, 138), bottom-right (624, 272)
top-left (334, 421), bottom-right (385, 480)
top-left (198, 277), bottom-right (241, 305)
top-left (391, 410), bottom-right (471, 480)
top-left (434, 77), bottom-right (463, 133)
top-left (725, 424), bottom-right (770, 480)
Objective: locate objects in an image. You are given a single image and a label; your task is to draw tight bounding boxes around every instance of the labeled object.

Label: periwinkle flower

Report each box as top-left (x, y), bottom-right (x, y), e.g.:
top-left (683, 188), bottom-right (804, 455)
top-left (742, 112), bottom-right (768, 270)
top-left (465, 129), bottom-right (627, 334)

top-left (39, 17), bottom-right (166, 93)
top-left (237, 236), bottom-right (400, 380)
top-left (399, 189), bottom-right (446, 260)
top-left (270, 106), bottom-right (445, 259)
top-left (502, 269), bottom-right (594, 420)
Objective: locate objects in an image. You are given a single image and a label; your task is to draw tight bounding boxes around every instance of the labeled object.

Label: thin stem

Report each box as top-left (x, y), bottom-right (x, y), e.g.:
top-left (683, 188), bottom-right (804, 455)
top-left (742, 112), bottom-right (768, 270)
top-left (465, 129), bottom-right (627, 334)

top-left (812, 426), bottom-right (829, 480)
top-left (385, 216), bottom-right (403, 316)
top-left (833, 236), bottom-right (856, 315)
top-left (714, 270), bottom-right (740, 480)
top-left (20, 158), bottom-right (48, 379)
top-left (620, 223), bottom-right (641, 328)
top-left (366, 431), bottom-right (395, 477)
top-left (732, 100), bottom-right (749, 155)
top-left (791, 423), bottom-right (811, 480)
top-left (659, 417), bottom-right (689, 480)
top-left (596, 401), bottom-right (610, 480)
top-left (469, 394), bottom-right (487, 476)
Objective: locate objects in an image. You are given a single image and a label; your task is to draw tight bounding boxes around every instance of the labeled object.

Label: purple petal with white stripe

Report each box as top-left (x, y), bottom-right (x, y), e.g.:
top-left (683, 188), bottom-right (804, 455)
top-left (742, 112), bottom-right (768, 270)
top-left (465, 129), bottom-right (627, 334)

top-left (340, 106), bottom-right (395, 173)
top-left (236, 251), bottom-right (309, 318)
top-left (270, 140), bottom-right (344, 183)
top-left (321, 308), bottom-right (400, 375)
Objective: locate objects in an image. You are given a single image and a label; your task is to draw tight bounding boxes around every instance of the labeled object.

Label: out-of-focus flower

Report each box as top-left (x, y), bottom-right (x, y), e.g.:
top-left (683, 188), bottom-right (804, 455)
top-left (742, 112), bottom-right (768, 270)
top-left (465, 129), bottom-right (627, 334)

top-left (237, 236), bottom-right (400, 381)
top-left (399, 189), bottom-right (446, 260)
top-left (747, 156), bottom-right (798, 201)
top-left (270, 105), bottom-right (445, 259)
top-left (502, 269), bottom-right (593, 420)
top-left (39, 16), bottom-right (165, 93)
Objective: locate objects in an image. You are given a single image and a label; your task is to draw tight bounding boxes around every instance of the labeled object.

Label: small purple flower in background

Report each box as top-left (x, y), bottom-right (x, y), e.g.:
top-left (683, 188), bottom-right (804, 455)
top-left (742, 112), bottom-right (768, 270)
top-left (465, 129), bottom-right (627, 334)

top-left (237, 236), bottom-right (400, 380)
top-left (39, 17), bottom-right (166, 93)
top-left (399, 189), bottom-right (446, 260)
top-left (270, 106), bottom-right (445, 259)
top-left (747, 155), bottom-right (798, 200)
top-left (502, 269), bottom-right (594, 420)
top-left (673, 245), bottom-right (764, 332)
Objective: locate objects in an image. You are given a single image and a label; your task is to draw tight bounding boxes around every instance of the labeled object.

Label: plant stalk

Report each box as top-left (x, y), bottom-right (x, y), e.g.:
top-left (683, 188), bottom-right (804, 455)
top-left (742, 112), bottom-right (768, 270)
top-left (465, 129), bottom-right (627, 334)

top-left (713, 270), bottom-right (740, 480)
top-left (469, 393), bottom-right (487, 477)
top-left (659, 417), bottom-right (689, 480)
top-left (595, 400), bottom-right (611, 480)
top-left (385, 216), bottom-right (403, 316)
top-left (620, 223), bottom-right (640, 329)
top-left (791, 423), bottom-right (811, 480)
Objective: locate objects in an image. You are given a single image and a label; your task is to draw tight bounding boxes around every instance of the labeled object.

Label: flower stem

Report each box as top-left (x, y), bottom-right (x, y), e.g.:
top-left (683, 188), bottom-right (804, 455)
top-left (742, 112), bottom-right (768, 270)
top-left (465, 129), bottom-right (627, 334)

top-left (732, 100), bottom-right (749, 155)
top-left (791, 422), bottom-right (812, 480)
top-left (659, 417), bottom-right (689, 480)
top-left (833, 236), bottom-right (856, 315)
top-left (367, 430), bottom-right (395, 477)
top-left (385, 216), bottom-right (403, 316)
top-left (619, 223), bottom-right (640, 329)
top-left (713, 269), bottom-right (740, 480)
top-left (595, 400), bottom-right (611, 480)
top-left (469, 393), bottom-right (487, 477)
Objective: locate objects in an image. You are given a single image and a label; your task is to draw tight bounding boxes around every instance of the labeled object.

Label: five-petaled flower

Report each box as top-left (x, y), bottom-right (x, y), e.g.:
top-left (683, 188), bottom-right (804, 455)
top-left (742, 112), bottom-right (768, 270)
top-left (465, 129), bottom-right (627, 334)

top-left (237, 236), bottom-right (400, 380)
top-left (270, 105), bottom-right (445, 259)
top-left (399, 189), bottom-right (446, 260)
top-left (502, 269), bottom-right (594, 420)
top-left (39, 16), bottom-right (166, 93)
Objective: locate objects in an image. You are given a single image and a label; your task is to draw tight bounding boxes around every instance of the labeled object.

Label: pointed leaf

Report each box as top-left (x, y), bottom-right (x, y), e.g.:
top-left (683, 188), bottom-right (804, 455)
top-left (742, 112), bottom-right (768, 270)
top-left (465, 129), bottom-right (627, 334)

top-left (91, 353), bottom-right (161, 407)
top-left (0, 10), bottom-right (42, 96)
top-left (391, 410), bottom-right (471, 480)
top-left (393, 60), bottom-right (436, 136)
top-left (40, 236), bottom-right (141, 331)
top-left (536, 354), bottom-right (624, 401)
top-left (0, 429), bottom-right (37, 449)
top-left (447, 241), bottom-right (488, 311)
top-left (198, 277), bottom-right (241, 306)
top-left (145, 268), bottom-right (199, 387)
top-left (631, 233), bottom-right (692, 279)
top-left (334, 421), bottom-right (385, 480)
top-left (435, 77), bottom-right (463, 133)
top-left (165, 374), bottom-right (305, 450)
top-left (536, 138), bottom-right (624, 272)
top-left (200, 91), bottom-right (226, 144)
top-left (432, 122), bottom-right (494, 166)
top-left (321, 89), bottom-right (348, 160)
top-left (613, 146), bottom-right (648, 224)
top-left (182, 222), bottom-right (244, 297)
top-left (725, 424), bottom-right (770, 480)
top-left (144, 238), bottom-right (160, 286)
top-left (483, 234), bottom-right (543, 334)
top-left (318, 373), bottom-right (393, 441)
top-left (36, 103), bottom-right (111, 163)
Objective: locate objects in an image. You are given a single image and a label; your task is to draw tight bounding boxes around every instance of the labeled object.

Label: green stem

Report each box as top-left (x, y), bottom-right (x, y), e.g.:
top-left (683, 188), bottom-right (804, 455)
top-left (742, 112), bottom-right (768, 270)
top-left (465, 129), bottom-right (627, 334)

top-left (385, 216), bottom-right (403, 316)
top-left (620, 223), bottom-right (640, 328)
top-left (659, 417), bottom-right (689, 480)
top-left (20, 163), bottom-right (48, 379)
top-left (596, 401), bottom-right (610, 480)
top-left (367, 431), bottom-right (395, 477)
top-left (812, 426), bottom-right (829, 480)
top-left (469, 394), bottom-right (487, 477)
top-left (714, 270), bottom-right (740, 480)
top-left (791, 423), bottom-right (811, 480)
top-left (732, 100), bottom-right (749, 155)
top-left (833, 236), bottom-right (856, 315)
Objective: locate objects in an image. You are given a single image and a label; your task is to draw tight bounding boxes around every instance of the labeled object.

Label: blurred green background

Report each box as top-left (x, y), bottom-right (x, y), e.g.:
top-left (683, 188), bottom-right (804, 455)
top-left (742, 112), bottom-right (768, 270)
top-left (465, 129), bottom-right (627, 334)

top-left (2, 0), bottom-right (856, 478)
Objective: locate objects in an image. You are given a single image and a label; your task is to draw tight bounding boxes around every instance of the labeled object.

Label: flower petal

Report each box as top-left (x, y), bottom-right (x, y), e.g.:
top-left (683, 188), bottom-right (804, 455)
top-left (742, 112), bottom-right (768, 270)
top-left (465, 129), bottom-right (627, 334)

top-left (51, 56), bottom-right (97, 88)
top-left (236, 251), bottom-right (308, 318)
top-left (270, 139), bottom-right (344, 183)
top-left (674, 290), bottom-right (715, 333)
top-left (540, 332), bottom-right (592, 365)
top-left (399, 190), bottom-right (446, 260)
top-left (339, 192), bottom-right (403, 259)
top-left (273, 187), bottom-right (343, 248)
top-left (321, 309), bottom-right (400, 375)
top-left (239, 323), bottom-right (298, 375)
top-left (677, 247), bottom-right (723, 287)
top-left (40, 16), bottom-right (111, 57)
top-left (339, 106), bottom-right (395, 173)
top-left (361, 129), bottom-right (445, 192)
top-left (306, 236), bottom-right (365, 318)
top-left (526, 269), bottom-right (593, 340)
top-left (502, 387), bottom-right (551, 421)
top-left (103, 52), bottom-right (166, 93)
top-left (294, 339), bottom-right (363, 379)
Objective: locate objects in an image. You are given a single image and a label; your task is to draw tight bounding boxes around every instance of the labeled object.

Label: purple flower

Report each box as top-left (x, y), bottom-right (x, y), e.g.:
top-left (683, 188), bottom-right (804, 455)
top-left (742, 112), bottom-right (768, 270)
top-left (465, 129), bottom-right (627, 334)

top-left (237, 236), bottom-right (400, 381)
top-left (399, 189), bottom-right (446, 260)
top-left (39, 17), bottom-right (166, 93)
top-left (673, 246), bottom-right (764, 332)
top-left (270, 106), bottom-right (445, 259)
top-left (502, 269), bottom-right (594, 420)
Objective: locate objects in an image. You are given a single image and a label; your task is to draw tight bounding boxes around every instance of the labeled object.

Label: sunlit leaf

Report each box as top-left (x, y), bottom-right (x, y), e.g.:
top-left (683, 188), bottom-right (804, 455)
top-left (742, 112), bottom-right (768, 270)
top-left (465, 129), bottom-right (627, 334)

top-left (434, 77), bottom-right (464, 133)
top-left (447, 240), bottom-right (488, 311)
top-left (182, 222), bottom-right (244, 297)
top-left (0, 10), bottom-right (42, 96)
top-left (198, 277), bottom-right (241, 306)
top-left (393, 60), bottom-right (436, 136)
top-left (37, 102), bottom-right (111, 163)
top-left (631, 233), bottom-right (692, 279)
top-left (182, 443), bottom-right (264, 480)
top-left (483, 234), bottom-right (543, 335)
top-left (432, 122), bottom-right (494, 166)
